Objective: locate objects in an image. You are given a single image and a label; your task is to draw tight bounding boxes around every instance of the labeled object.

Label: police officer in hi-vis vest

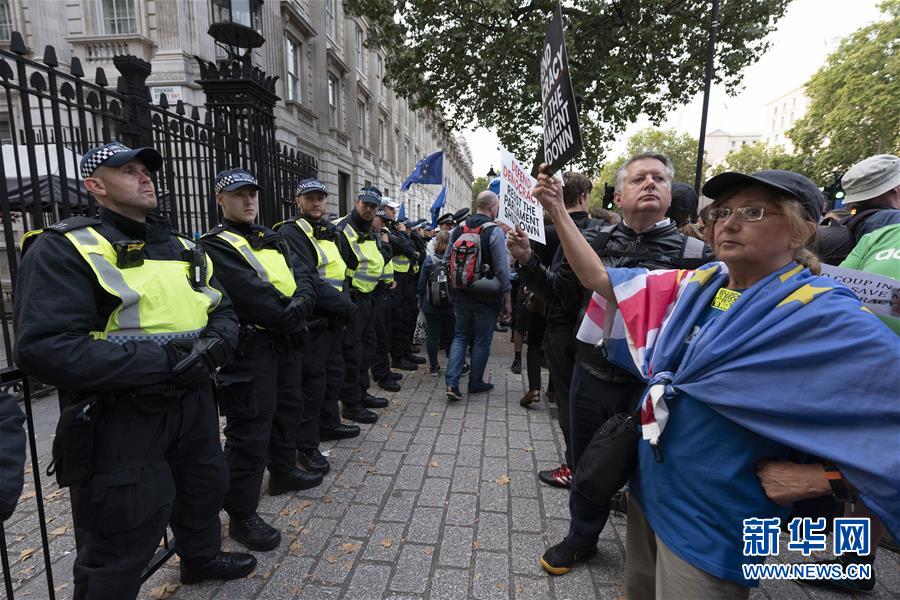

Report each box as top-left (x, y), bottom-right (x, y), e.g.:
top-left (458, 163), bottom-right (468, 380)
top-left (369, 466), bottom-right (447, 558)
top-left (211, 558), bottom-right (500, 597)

top-left (275, 178), bottom-right (359, 474)
top-left (13, 143), bottom-right (255, 599)
top-left (369, 206), bottom-right (402, 393)
top-left (335, 186), bottom-right (391, 424)
top-left (200, 169), bottom-right (322, 551)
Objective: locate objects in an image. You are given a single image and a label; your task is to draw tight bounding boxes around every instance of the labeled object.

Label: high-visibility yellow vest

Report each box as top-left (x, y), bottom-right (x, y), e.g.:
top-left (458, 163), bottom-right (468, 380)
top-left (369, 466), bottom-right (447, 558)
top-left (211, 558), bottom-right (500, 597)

top-left (59, 226), bottom-right (220, 345)
top-left (340, 220), bottom-right (385, 293)
top-left (291, 218), bottom-right (347, 292)
top-left (391, 252), bottom-right (410, 274)
top-left (214, 229), bottom-right (297, 298)
top-left (380, 251), bottom-right (395, 285)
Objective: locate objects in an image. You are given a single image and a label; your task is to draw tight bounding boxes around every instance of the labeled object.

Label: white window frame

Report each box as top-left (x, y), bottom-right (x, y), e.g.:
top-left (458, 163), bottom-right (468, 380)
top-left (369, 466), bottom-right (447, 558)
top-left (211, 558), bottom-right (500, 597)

top-left (356, 26), bottom-right (366, 76)
top-left (285, 37), bottom-right (300, 103)
top-left (100, 0), bottom-right (136, 35)
top-left (357, 99), bottom-right (367, 146)
top-left (0, 0), bottom-right (12, 41)
top-left (328, 75), bottom-right (339, 129)
top-left (325, 0), bottom-right (336, 40)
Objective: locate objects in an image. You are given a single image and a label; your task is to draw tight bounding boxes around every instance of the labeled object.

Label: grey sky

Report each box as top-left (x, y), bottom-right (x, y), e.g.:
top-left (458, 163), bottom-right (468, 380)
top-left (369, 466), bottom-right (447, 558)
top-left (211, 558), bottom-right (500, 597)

top-left (462, 0), bottom-right (885, 178)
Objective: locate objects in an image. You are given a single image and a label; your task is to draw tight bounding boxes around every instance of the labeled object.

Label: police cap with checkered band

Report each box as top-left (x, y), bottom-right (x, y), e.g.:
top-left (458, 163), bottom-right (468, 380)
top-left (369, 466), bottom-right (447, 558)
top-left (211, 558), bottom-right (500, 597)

top-left (79, 142), bottom-right (163, 179)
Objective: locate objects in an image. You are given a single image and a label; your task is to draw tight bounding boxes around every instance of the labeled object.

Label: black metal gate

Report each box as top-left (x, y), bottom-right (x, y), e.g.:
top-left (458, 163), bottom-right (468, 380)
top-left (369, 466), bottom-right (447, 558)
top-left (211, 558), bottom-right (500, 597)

top-left (0, 30), bottom-right (317, 599)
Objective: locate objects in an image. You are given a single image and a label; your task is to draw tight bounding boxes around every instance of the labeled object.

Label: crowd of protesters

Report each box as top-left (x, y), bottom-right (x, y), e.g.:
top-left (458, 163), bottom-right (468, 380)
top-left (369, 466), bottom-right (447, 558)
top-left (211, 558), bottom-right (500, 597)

top-left (2, 140), bottom-right (898, 600)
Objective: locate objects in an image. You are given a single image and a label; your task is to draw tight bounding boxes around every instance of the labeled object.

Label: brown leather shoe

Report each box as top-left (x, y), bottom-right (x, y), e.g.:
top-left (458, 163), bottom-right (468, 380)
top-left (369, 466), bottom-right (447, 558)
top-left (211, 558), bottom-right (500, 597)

top-left (519, 390), bottom-right (541, 407)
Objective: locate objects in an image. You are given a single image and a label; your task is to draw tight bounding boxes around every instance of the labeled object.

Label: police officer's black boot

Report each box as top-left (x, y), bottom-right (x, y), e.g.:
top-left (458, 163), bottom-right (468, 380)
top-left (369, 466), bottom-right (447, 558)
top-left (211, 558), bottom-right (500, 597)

top-left (378, 377), bottom-right (401, 392)
top-left (404, 353), bottom-right (426, 365)
top-left (229, 512), bottom-right (282, 551)
top-left (342, 405), bottom-right (378, 424)
top-left (362, 392), bottom-right (389, 408)
top-left (320, 424), bottom-right (361, 440)
top-left (268, 467), bottom-right (324, 495)
top-left (392, 355), bottom-right (419, 371)
top-left (299, 447), bottom-right (331, 475)
top-left (180, 551), bottom-right (257, 584)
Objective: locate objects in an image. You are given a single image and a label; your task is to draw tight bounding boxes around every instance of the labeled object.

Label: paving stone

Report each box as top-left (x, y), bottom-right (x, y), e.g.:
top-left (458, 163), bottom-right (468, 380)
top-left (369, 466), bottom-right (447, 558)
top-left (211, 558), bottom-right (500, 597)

top-left (295, 584), bottom-right (342, 599)
top-left (430, 568), bottom-right (471, 600)
top-left (511, 497), bottom-right (543, 533)
top-left (481, 456), bottom-right (509, 482)
top-left (292, 516), bottom-right (338, 556)
top-left (403, 443), bottom-right (433, 466)
top-left (412, 426), bottom-right (439, 445)
top-left (345, 563), bottom-right (393, 599)
top-left (456, 444), bottom-right (483, 467)
top-left (362, 522), bottom-right (406, 562)
top-left (374, 450), bottom-right (405, 475)
top-left (551, 559), bottom-right (597, 600)
top-left (514, 575), bottom-right (552, 600)
top-left (335, 503), bottom-right (377, 537)
top-left (446, 492), bottom-right (478, 526)
top-left (394, 464), bottom-right (426, 490)
top-left (384, 431), bottom-right (413, 451)
top-left (406, 506), bottom-right (445, 544)
top-left (311, 537), bottom-right (363, 583)
top-left (479, 479), bottom-right (510, 513)
top-left (484, 436), bottom-right (508, 458)
top-left (476, 511), bottom-right (509, 551)
top-left (394, 416), bottom-right (421, 432)
top-left (451, 465), bottom-right (481, 493)
top-left (418, 477), bottom-right (451, 507)
top-left (379, 489), bottom-right (418, 522)
top-left (426, 454), bottom-right (456, 479)
top-left (473, 551), bottom-right (510, 600)
top-left (354, 474), bottom-right (393, 506)
top-left (511, 532), bottom-right (546, 576)
top-left (434, 433), bottom-right (461, 454)
top-left (440, 418), bottom-right (464, 435)
top-left (389, 544), bottom-right (434, 593)
top-left (485, 420), bottom-right (508, 438)
top-left (438, 525), bottom-right (474, 568)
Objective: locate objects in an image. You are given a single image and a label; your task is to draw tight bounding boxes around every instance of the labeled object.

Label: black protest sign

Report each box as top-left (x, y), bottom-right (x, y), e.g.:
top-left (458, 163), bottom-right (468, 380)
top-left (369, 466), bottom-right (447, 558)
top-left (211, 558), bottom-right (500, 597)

top-left (540, 3), bottom-right (582, 173)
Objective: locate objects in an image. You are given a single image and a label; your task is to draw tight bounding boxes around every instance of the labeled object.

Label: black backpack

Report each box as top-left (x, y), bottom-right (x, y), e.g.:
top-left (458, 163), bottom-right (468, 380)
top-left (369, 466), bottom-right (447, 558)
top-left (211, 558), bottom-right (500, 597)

top-left (816, 209), bottom-right (881, 266)
top-left (427, 258), bottom-right (452, 307)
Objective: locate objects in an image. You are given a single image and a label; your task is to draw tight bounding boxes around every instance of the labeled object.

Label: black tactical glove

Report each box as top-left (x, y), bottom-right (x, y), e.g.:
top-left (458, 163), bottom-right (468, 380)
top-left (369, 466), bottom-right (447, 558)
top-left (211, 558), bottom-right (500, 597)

top-left (274, 296), bottom-right (313, 331)
top-left (167, 335), bottom-right (230, 388)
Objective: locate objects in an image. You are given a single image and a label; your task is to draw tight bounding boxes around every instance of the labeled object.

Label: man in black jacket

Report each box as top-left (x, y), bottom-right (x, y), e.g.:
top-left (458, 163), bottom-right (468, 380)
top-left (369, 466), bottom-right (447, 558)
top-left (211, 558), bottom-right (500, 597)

top-left (14, 143), bottom-right (254, 598)
top-left (508, 152), bottom-right (714, 577)
top-left (200, 169), bottom-right (322, 553)
top-left (515, 171), bottom-right (604, 489)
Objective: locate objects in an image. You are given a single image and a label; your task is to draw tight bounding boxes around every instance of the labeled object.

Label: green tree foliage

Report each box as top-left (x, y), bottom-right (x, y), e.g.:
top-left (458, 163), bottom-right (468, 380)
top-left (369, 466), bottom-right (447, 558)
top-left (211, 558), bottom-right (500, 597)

top-left (346, 0), bottom-right (791, 173)
top-left (709, 141), bottom-right (806, 177)
top-left (789, 0), bottom-right (900, 178)
top-left (471, 175), bottom-right (489, 209)
top-left (595, 128), bottom-right (706, 187)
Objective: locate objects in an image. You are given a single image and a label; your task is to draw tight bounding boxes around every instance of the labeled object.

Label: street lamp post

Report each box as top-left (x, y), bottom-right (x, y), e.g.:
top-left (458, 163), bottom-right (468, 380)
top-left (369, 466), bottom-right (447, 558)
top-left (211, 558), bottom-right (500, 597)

top-left (693, 0), bottom-right (720, 193)
top-left (487, 166), bottom-right (497, 179)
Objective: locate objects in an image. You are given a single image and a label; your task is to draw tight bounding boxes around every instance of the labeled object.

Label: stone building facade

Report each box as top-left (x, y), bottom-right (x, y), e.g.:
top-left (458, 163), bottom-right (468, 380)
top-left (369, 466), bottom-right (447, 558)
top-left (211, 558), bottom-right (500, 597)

top-left (0, 0), bottom-right (472, 217)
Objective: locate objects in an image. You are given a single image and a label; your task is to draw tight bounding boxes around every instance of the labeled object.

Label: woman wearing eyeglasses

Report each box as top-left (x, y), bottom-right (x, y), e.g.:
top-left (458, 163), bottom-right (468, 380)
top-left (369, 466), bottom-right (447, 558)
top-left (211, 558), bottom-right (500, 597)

top-left (524, 167), bottom-right (899, 599)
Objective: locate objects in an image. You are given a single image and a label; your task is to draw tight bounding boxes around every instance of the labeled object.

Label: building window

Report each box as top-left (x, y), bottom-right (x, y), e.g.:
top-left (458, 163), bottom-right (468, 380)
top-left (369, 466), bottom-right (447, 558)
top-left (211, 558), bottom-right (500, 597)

top-left (285, 38), bottom-right (300, 102)
top-left (101, 0), bottom-right (136, 35)
top-left (356, 26), bottom-right (366, 75)
top-left (325, 0), bottom-right (336, 40)
top-left (378, 119), bottom-right (385, 158)
top-left (328, 75), bottom-right (339, 129)
top-left (0, 117), bottom-right (11, 144)
top-left (357, 99), bottom-right (367, 146)
top-left (0, 0), bottom-right (11, 41)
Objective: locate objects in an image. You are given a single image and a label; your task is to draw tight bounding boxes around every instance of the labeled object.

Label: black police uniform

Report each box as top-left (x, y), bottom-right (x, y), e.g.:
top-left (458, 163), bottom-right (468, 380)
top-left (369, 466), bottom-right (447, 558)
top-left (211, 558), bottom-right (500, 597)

top-left (335, 209), bottom-right (383, 423)
top-left (14, 209), bottom-right (240, 600)
top-left (276, 215), bottom-right (357, 455)
top-left (200, 220), bottom-right (318, 509)
top-left (386, 225), bottom-right (419, 365)
top-left (370, 224), bottom-right (395, 383)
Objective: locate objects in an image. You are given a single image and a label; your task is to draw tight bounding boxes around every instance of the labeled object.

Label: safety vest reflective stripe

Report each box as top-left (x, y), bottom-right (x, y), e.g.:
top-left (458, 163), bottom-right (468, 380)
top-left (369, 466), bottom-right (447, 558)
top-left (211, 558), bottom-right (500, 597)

top-left (381, 257), bottom-right (394, 284)
top-left (63, 227), bottom-right (218, 345)
top-left (216, 229), bottom-right (298, 297)
top-left (392, 253), bottom-right (410, 273)
top-left (295, 218), bottom-right (346, 291)
top-left (341, 222), bottom-right (385, 293)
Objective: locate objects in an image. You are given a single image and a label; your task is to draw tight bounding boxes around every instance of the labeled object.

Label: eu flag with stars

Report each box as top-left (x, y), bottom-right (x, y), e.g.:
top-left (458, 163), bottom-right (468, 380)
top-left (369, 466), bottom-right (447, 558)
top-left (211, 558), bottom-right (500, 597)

top-left (401, 151), bottom-right (443, 191)
top-left (430, 185), bottom-right (447, 227)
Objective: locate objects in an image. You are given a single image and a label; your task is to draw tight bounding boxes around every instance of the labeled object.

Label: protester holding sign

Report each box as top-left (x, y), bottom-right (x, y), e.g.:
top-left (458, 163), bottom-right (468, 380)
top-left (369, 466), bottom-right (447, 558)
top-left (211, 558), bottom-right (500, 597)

top-left (532, 164), bottom-right (900, 597)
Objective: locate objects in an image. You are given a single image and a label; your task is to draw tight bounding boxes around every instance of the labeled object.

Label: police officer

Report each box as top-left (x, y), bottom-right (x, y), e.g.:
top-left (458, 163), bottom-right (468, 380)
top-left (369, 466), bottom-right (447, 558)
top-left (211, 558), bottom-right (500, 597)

top-left (199, 168), bottom-right (322, 553)
top-left (368, 207), bottom-right (401, 392)
top-left (13, 143), bottom-right (255, 599)
top-left (381, 201), bottom-right (424, 371)
top-left (275, 178), bottom-right (360, 474)
top-left (335, 186), bottom-right (391, 423)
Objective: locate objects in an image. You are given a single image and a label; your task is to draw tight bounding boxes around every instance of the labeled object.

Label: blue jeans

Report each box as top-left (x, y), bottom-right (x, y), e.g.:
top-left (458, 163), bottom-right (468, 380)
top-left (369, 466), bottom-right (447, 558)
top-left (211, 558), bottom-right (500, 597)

top-left (445, 295), bottom-right (500, 390)
top-left (565, 362), bottom-right (645, 551)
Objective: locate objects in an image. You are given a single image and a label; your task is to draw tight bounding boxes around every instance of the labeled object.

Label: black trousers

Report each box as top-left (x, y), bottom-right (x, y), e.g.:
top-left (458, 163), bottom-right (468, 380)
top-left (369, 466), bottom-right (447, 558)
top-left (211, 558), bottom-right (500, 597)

top-left (545, 329), bottom-right (576, 465)
top-left (371, 289), bottom-right (392, 382)
top-left (72, 388), bottom-right (228, 600)
top-left (319, 329), bottom-right (347, 432)
top-left (341, 292), bottom-right (375, 409)
top-left (525, 309), bottom-right (546, 392)
top-left (218, 332), bottom-right (303, 518)
top-left (297, 323), bottom-right (342, 449)
top-left (390, 272), bottom-right (414, 359)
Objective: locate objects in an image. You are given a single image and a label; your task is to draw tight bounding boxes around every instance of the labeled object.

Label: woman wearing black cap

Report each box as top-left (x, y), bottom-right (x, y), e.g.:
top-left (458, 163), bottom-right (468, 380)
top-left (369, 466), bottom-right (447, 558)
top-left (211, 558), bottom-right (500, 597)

top-left (524, 165), bottom-right (899, 598)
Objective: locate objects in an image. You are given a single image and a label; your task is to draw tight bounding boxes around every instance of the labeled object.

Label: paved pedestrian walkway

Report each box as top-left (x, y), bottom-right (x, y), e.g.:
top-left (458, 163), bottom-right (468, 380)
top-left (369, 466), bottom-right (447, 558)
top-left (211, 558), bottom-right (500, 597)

top-left (4, 336), bottom-right (899, 599)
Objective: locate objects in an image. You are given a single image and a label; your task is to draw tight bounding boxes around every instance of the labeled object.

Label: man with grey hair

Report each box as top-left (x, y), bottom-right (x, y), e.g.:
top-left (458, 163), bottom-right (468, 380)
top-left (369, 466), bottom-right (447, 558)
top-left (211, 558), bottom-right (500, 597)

top-left (507, 150), bottom-right (714, 576)
top-left (443, 190), bottom-right (512, 401)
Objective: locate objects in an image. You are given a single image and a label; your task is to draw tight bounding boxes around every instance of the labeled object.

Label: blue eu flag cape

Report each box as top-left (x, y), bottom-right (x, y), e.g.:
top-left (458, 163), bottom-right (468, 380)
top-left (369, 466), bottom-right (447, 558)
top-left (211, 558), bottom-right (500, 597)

top-left (401, 151), bottom-right (443, 191)
top-left (429, 185), bottom-right (447, 227)
top-left (599, 261), bottom-right (900, 538)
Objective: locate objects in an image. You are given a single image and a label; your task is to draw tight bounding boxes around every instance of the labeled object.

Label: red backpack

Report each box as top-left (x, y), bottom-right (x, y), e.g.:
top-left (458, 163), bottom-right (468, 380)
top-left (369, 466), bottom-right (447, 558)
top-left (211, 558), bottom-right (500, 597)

top-left (448, 222), bottom-right (497, 289)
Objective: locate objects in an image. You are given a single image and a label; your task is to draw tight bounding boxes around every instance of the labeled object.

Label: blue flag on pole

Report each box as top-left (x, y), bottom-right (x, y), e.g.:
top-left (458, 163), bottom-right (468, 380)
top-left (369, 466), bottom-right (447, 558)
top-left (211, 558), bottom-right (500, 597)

top-left (401, 151), bottom-right (443, 191)
top-left (398, 202), bottom-right (406, 221)
top-left (430, 185), bottom-right (447, 227)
